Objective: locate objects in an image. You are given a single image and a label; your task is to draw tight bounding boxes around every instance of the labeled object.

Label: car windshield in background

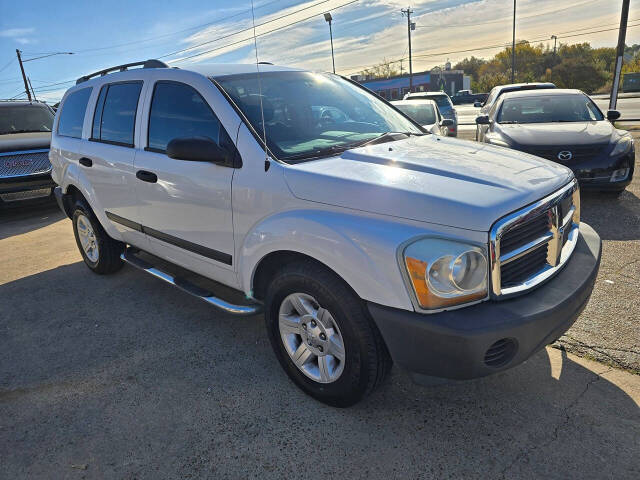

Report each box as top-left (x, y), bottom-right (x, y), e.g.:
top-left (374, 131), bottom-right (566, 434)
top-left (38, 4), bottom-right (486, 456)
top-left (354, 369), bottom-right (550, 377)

top-left (214, 71), bottom-right (422, 162)
top-left (497, 95), bottom-right (604, 124)
top-left (0, 106), bottom-right (54, 135)
top-left (411, 95), bottom-right (450, 109)
top-left (394, 103), bottom-right (437, 125)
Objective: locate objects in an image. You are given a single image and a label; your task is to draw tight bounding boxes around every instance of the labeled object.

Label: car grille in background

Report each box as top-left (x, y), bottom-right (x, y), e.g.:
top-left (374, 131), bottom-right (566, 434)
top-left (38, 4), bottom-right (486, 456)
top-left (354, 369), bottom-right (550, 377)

top-left (0, 150), bottom-right (51, 178)
top-left (523, 144), bottom-right (608, 163)
top-left (490, 181), bottom-right (580, 297)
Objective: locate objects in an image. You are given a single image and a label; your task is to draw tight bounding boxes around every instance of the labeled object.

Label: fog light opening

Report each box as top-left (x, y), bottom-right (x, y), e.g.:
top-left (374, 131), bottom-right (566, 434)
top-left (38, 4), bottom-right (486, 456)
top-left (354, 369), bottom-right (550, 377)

top-left (610, 168), bottom-right (629, 182)
top-left (484, 338), bottom-right (518, 367)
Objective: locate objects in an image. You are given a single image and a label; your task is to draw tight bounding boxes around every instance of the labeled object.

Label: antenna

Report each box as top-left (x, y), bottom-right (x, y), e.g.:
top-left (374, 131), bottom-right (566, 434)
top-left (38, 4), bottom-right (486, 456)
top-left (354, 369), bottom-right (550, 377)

top-left (249, 0), bottom-right (270, 170)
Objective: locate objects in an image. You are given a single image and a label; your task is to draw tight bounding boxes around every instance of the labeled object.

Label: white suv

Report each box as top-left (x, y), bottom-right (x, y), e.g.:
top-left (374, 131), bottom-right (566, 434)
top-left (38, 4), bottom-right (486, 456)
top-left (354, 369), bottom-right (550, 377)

top-left (51, 60), bottom-right (601, 406)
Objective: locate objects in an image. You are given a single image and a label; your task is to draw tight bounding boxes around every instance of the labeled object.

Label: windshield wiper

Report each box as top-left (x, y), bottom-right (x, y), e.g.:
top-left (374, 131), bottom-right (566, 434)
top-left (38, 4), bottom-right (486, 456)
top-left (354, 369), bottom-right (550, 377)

top-left (351, 131), bottom-right (424, 149)
top-left (4, 129), bottom-right (50, 134)
top-left (499, 121), bottom-right (519, 124)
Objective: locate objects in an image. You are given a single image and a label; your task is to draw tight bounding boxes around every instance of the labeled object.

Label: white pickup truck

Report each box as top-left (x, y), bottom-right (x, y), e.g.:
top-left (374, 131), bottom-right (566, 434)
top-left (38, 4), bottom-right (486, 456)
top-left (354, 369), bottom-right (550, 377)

top-left (51, 61), bottom-right (601, 407)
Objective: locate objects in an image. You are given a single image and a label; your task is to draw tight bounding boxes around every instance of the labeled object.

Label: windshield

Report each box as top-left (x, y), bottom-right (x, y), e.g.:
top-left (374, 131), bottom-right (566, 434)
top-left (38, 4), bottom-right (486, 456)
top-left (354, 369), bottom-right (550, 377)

top-left (215, 71), bottom-right (422, 162)
top-left (0, 105), bottom-right (54, 135)
top-left (497, 94), bottom-right (604, 124)
top-left (394, 103), bottom-right (437, 125)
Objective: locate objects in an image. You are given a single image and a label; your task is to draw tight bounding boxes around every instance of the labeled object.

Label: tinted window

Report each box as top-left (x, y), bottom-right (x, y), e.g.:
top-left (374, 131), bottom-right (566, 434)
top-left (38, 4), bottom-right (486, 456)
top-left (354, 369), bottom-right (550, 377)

top-left (394, 103), bottom-right (437, 125)
top-left (91, 85), bottom-right (107, 139)
top-left (57, 88), bottom-right (92, 138)
top-left (0, 105), bottom-right (54, 135)
top-left (497, 95), bottom-right (604, 124)
top-left (148, 82), bottom-right (223, 151)
top-left (99, 82), bottom-right (142, 145)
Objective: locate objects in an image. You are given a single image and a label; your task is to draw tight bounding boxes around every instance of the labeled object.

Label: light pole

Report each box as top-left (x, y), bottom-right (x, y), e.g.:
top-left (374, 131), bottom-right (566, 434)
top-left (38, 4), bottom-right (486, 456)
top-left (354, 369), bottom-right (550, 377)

top-left (15, 50), bottom-right (74, 101)
top-left (551, 35), bottom-right (558, 55)
top-left (610, 0), bottom-right (630, 111)
top-left (511, 0), bottom-right (516, 83)
top-left (324, 12), bottom-right (335, 74)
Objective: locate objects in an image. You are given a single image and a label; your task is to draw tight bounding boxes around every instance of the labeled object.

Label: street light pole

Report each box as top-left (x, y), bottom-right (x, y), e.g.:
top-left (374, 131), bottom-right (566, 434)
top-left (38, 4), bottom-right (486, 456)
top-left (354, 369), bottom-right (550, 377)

top-left (324, 12), bottom-right (335, 74)
top-left (15, 49), bottom-right (32, 102)
top-left (401, 7), bottom-right (414, 92)
top-left (511, 0), bottom-right (516, 83)
top-left (610, 0), bottom-right (630, 111)
top-left (551, 35), bottom-right (558, 55)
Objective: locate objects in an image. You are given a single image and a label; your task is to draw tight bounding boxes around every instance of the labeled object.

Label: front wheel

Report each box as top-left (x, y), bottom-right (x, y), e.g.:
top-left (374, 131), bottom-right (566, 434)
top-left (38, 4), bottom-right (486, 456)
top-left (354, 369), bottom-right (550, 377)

top-left (265, 261), bottom-right (392, 407)
top-left (72, 199), bottom-right (124, 274)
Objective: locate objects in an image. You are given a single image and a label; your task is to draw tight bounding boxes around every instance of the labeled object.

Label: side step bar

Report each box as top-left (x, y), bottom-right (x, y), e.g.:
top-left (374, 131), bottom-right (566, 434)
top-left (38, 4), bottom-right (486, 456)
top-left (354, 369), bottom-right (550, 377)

top-left (120, 248), bottom-right (262, 316)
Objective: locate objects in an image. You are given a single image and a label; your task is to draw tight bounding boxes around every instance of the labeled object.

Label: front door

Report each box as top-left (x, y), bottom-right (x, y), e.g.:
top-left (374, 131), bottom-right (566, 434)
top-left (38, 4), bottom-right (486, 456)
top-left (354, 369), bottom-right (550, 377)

top-left (133, 80), bottom-right (238, 283)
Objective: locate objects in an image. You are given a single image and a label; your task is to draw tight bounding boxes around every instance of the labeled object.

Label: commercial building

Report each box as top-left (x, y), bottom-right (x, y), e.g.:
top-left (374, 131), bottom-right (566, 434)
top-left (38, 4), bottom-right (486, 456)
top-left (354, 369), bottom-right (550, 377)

top-left (352, 66), bottom-right (470, 100)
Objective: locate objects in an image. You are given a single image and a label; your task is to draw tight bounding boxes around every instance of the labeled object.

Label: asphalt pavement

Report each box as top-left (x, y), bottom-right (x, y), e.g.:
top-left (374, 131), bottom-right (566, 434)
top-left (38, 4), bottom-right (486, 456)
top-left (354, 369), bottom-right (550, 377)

top-left (1, 142), bottom-right (639, 478)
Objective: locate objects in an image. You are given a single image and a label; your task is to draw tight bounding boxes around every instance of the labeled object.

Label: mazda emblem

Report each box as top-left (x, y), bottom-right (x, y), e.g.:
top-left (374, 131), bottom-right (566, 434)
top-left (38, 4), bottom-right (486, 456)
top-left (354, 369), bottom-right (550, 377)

top-left (557, 151), bottom-right (572, 161)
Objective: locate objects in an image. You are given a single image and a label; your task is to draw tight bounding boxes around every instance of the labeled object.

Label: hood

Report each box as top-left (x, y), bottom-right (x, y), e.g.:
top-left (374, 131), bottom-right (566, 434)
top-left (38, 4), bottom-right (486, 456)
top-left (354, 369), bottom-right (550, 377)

top-left (497, 121), bottom-right (614, 146)
top-left (0, 131), bottom-right (51, 153)
top-left (284, 135), bottom-right (573, 232)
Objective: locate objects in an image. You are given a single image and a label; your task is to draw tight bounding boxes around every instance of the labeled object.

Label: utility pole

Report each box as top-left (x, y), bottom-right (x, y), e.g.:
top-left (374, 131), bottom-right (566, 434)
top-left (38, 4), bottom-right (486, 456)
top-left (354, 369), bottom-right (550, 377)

top-left (401, 7), bottom-right (414, 92)
top-left (610, 0), bottom-right (630, 111)
top-left (551, 35), bottom-right (558, 55)
top-left (511, 0), bottom-right (516, 83)
top-left (15, 49), bottom-right (32, 101)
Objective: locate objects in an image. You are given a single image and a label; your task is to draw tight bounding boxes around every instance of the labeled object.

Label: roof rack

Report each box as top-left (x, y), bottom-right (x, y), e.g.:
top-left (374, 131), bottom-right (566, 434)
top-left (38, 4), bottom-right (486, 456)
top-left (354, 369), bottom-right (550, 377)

top-left (76, 59), bottom-right (170, 85)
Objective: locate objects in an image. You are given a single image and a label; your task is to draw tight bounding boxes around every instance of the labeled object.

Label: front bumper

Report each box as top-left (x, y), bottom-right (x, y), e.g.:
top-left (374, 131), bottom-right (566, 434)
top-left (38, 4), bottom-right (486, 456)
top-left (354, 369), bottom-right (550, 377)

top-left (0, 172), bottom-right (55, 207)
top-left (368, 222), bottom-right (601, 380)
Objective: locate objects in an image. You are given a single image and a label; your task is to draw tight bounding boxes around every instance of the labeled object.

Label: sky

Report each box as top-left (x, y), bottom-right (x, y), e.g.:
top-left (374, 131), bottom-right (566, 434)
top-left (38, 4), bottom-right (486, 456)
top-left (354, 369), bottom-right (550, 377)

top-left (0, 0), bottom-right (638, 102)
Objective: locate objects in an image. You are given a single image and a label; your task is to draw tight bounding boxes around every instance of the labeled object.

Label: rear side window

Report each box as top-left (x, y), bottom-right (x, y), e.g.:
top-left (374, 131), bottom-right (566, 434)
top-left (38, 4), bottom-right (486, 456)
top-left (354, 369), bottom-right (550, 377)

top-left (57, 88), bottom-right (92, 138)
top-left (147, 81), bottom-right (227, 152)
top-left (432, 95), bottom-right (451, 109)
top-left (92, 82), bottom-right (142, 146)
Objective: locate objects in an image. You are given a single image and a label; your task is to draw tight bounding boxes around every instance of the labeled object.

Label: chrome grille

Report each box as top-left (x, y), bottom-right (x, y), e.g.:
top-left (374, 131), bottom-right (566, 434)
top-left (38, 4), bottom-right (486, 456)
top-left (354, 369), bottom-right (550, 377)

top-left (490, 180), bottom-right (580, 297)
top-left (0, 149), bottom-right (51, 178)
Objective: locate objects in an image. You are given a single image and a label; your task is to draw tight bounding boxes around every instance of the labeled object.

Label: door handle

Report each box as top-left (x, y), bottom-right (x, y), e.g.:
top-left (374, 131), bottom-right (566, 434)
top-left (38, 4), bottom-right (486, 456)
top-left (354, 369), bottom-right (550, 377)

top-left (79, 157), bottom-right (92, 167)
top-left (136, 170), bottom-right (158, 183)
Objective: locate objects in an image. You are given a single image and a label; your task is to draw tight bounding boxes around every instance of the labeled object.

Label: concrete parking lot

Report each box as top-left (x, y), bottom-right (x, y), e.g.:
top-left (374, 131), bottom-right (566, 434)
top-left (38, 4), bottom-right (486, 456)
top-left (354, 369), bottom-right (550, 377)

top-left (1, 140), bottom-right (639, 478)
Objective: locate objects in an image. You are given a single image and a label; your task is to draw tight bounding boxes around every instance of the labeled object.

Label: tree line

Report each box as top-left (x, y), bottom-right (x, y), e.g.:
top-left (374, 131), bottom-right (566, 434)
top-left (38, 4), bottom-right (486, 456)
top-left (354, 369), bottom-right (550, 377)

top-left (455, 42), bottom-right (639, 94)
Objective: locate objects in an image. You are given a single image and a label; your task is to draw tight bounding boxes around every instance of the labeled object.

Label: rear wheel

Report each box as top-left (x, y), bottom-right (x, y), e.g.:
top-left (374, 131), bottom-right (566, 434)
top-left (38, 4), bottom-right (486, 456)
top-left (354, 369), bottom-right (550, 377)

top-left (265, 261), bottom-right (392, 407)
top-left (72, 199), bottom-right (124, 274)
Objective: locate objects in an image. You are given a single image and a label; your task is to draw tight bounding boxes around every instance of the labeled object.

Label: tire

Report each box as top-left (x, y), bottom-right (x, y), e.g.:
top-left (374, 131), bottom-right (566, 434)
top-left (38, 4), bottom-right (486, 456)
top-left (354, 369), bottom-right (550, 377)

top-left (71, 198), bottom-right (124, 274)
top-left (265, 261), bottom-right (392, 407)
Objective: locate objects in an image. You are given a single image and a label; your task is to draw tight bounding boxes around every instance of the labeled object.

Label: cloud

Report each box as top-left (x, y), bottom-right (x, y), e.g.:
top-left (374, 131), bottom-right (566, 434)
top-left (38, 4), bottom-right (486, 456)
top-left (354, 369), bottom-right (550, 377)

top-left (0, 27), bottom-right (35, 37)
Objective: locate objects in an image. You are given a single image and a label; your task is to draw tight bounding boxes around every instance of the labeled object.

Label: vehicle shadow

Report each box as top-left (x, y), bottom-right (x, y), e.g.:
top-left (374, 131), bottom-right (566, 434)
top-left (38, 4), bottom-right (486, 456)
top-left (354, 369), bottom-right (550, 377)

top-left (0, 263), bottom-right (638, 478)
top-left (580, 189), bottom-right (640, 241)
top-left (0, 202), bottom-right (64, 241)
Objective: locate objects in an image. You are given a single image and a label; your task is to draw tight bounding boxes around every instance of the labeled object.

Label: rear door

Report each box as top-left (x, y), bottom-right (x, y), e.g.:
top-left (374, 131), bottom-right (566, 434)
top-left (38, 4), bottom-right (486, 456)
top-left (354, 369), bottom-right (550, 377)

top-left (81, 80), bottom-right (147, 247)
top-left (133, 78), bottom-right (239, 283)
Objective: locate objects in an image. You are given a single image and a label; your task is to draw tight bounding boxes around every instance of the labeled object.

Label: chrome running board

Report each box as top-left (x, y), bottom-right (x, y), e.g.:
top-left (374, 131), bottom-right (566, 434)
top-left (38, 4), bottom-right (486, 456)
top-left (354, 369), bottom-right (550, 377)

top-left (121, 248), bottom-right (262, 316)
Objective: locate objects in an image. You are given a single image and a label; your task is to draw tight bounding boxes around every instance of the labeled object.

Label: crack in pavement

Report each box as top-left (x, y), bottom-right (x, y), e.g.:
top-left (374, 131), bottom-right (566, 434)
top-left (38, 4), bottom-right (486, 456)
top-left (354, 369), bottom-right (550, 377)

top-left (498, 367), bottom-right (613, 479)
top-left (553, 336), bottom-right (640, 373)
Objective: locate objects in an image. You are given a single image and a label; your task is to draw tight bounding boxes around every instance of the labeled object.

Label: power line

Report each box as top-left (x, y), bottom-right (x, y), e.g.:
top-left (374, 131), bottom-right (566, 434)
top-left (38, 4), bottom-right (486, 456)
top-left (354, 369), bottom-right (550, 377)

top-left (159, 0), bottom-right (339, 61)
top-left (415, 0), bottom-right (603, 29)
top-left (0, 58), bottom-right (16, 75)
top-left (168, 0), bottom-right (359, 64)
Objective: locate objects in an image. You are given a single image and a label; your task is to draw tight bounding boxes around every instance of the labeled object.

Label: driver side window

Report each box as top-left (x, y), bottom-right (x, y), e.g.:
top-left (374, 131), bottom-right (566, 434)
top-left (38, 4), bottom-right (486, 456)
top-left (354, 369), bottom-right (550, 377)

top-left (147, 81), bottom-right (232, 153)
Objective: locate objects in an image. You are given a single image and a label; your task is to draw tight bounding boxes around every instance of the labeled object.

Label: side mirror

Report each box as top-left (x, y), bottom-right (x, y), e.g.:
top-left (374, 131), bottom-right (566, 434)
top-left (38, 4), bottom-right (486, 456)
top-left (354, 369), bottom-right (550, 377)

top-left (441, 119), bottom-right (454, 127)
top-left (475, 115), bottom-right (490, 125)
top-left (607, 110), bottom-right (621, 121)
top-left (166, 136), bottom-right (234, 166)
top-left (474, 101), bottom-right (483, 107)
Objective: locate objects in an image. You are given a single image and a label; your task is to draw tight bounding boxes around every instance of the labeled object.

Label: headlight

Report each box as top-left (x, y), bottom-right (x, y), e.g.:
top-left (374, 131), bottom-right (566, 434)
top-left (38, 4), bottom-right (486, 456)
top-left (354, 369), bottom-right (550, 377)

top-left (402, 238), bottom-right (488, 310)
top-left (610, 135), bottom-right (633, 157)
top-left (486, 137), bottom-right (510, 147)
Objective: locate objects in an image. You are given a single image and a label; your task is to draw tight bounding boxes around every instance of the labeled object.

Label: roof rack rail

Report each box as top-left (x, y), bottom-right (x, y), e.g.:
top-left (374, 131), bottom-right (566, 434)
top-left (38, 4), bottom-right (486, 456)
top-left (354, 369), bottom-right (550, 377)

top-left (76, 59), bottom-right (170, 85)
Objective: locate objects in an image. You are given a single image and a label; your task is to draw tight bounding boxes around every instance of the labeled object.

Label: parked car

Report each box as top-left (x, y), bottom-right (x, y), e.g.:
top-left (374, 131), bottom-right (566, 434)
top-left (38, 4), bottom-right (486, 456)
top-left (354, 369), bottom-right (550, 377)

top-left (476, 89), bottom-right (634, 195)
top-left (0, 100), bottom-right (55, 207)
top-left (403, 91), bottom-right (458, 136)
top-left (477, 82), bottom-right (556, 111)
top-left (51, 61), bottom-right (601, 407)
top-left (391, 99), bottom-right (453, 135)
top-left (451, 89), bottom-right (487, 105)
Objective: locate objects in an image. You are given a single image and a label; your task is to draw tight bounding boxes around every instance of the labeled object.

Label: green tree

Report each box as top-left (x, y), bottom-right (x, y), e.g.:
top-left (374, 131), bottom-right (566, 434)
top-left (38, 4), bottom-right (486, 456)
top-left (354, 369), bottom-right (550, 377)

top-left (551, 57), bottom-right (607, 93)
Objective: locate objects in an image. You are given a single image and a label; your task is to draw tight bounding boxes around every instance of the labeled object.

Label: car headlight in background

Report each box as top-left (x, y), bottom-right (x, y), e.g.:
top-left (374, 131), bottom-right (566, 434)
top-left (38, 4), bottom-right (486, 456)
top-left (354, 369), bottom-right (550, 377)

top-left (402, 238), bottom-right (488, 310)
top-left (610, 135), bottom-right (633, 157)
